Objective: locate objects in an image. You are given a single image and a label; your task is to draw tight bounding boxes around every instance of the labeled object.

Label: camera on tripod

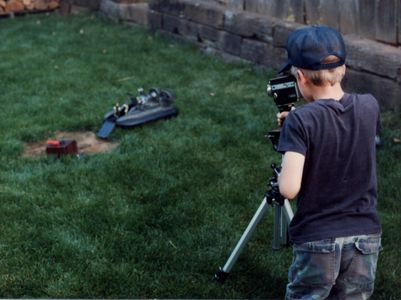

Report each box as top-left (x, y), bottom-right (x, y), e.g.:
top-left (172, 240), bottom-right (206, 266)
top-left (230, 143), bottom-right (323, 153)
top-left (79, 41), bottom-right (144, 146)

top-left (213, 74), bottom-right (298, 284)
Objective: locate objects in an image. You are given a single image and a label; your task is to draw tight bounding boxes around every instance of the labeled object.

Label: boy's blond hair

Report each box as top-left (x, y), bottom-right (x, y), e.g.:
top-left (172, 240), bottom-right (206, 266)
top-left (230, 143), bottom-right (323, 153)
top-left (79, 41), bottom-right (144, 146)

top-left (291, 55), bottom-right (345, 87)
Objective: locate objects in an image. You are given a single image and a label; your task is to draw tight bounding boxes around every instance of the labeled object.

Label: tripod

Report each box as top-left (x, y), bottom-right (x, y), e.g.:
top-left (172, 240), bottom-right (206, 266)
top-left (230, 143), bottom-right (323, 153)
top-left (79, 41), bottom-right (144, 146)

top-left (214, 131), bottom-right (294, 284)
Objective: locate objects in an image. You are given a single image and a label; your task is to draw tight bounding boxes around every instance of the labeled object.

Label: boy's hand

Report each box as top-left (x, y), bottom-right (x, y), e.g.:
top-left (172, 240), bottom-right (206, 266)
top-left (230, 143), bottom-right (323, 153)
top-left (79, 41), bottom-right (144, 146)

top-left (276, 107), bottom-right (296, 126)
top-left (277, 111), bottom-right (290, 127)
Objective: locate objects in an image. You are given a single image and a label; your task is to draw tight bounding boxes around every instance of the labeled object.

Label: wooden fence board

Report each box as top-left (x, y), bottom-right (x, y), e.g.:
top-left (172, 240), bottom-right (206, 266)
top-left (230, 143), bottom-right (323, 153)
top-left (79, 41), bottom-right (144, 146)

top-left (338, 0), bottom-right (358, 34)
top-left (376, 0), bottom-right (398, 44)
top-left (358, 0), bottom-right (376, 39)
top-left (320, 0), bottom-right (340, 29)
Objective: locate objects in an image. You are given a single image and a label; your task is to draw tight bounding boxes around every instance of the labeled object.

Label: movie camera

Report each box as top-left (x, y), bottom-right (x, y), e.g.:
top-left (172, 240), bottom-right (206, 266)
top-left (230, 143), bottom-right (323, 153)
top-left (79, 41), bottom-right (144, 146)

top-left (267, 74), bottom-right (299, 112)
top-left (266, 74), bottom-right (300, 150)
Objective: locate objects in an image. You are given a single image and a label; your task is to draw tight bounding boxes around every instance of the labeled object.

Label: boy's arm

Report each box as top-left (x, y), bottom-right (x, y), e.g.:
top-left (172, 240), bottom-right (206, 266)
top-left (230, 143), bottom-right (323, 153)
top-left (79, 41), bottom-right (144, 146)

top-left (278, 151), bottom-right (305, 200)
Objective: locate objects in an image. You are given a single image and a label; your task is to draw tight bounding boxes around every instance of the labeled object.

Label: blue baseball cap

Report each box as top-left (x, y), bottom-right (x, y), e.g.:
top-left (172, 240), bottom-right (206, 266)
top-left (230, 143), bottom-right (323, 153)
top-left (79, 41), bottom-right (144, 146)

top-left (279, 25), bottom-right (346, 73)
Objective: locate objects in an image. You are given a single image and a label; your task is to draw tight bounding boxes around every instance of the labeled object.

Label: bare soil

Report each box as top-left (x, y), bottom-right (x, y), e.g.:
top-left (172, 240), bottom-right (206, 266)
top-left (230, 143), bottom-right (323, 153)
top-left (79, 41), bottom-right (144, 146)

top-left (23, 131), bottom-right (119, 157)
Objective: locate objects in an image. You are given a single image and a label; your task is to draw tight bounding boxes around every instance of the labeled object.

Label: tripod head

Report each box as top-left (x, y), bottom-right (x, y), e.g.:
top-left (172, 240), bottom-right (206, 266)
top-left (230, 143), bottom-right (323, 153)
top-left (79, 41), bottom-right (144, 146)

top-left (265, 163), bottom-right (285, 206)
top-left (266, 128), bottom-right (281, 152)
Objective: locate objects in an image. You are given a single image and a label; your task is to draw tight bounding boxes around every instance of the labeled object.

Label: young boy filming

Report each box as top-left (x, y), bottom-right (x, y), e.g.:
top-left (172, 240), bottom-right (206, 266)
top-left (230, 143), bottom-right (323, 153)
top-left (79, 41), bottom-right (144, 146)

top-left (276, 25), bottom-right (382, 299)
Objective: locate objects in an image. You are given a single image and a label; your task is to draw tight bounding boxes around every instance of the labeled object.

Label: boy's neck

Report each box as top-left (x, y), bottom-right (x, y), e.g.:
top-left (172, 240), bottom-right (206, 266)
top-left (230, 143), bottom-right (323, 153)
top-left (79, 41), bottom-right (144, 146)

top-left (311, 83), bottom-right (344, 101)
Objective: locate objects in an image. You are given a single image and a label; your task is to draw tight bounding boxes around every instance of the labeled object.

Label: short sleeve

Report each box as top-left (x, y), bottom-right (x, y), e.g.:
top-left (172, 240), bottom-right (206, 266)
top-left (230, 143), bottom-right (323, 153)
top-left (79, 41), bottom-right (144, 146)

top-left (277, 111), bottom-right (308, 155)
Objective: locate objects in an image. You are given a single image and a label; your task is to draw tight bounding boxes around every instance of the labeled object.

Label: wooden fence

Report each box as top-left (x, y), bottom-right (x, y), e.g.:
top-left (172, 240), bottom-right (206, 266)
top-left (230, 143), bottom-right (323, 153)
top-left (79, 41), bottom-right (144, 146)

top-left (218, 0), bottom-right (401, 45)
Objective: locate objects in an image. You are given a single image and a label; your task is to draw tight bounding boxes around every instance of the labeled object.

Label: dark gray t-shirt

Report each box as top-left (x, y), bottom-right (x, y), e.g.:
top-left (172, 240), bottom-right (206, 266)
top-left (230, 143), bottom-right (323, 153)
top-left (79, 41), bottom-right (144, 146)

top-left (278, 93), bottom-right (382, 243)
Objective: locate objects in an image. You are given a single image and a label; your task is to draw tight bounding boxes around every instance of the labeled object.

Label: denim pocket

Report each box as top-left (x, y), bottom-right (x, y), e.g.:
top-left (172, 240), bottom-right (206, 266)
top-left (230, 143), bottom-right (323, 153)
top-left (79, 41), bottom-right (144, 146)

top-left (355, 235), bottom-right (382, 255)
top-left (289, 238), bottom-right (337, 289)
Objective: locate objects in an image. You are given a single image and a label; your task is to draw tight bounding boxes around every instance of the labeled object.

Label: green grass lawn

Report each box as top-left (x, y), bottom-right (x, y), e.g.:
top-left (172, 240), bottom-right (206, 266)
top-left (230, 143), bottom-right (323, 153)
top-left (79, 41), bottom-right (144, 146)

top-left (0, 12), bottom-right (400, 299)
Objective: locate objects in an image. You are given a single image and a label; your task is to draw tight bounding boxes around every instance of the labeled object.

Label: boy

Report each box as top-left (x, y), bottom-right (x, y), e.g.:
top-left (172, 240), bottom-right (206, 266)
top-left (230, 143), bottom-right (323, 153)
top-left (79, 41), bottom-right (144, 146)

top-left (276, 25), bottom-right (382, 299)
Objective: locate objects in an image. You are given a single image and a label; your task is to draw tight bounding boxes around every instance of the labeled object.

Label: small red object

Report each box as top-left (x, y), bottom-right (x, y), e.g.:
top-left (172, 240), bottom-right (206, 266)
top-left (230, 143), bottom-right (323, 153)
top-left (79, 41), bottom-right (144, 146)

top-left (47, 140), bottom-right (61, 146)
top-left (46, 139), bottom-right (78, 157)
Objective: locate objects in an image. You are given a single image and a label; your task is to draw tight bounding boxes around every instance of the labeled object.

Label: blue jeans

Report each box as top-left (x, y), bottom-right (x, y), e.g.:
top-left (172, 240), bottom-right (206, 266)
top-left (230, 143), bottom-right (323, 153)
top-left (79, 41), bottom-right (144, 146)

top-left (286, 234), bottom-right (382, 300)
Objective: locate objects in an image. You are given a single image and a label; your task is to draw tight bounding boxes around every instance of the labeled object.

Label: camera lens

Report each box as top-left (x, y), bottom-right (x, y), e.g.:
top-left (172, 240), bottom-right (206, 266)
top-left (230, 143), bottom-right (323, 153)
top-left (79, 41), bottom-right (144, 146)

top-left (266, 83), bottom-right (272, 96)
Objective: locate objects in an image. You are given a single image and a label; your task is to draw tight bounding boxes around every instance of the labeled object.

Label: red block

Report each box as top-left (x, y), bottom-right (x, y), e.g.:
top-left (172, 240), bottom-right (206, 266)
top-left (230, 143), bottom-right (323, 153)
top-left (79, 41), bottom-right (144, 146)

top-left (46, 139), bottom-right (78, 158)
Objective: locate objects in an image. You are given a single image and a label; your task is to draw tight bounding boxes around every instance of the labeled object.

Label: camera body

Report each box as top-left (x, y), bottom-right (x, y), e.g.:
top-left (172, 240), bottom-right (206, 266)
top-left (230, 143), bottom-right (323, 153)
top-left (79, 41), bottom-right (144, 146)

top-left (266, 74), bottom-right (300, 150)
top-left (266, 75), bottom-right (300, 112)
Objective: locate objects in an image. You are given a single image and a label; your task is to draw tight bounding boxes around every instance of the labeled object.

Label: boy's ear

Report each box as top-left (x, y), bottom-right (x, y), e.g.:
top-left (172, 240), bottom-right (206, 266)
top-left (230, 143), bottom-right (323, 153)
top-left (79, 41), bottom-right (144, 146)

top-left (297, 69), bottom-right (308, 85)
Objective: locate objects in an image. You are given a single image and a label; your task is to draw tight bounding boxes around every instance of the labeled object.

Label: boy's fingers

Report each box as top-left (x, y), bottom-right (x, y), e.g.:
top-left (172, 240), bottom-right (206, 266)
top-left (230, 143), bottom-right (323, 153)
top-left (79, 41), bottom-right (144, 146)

top-left (277, 111), bottom-right (291, 126)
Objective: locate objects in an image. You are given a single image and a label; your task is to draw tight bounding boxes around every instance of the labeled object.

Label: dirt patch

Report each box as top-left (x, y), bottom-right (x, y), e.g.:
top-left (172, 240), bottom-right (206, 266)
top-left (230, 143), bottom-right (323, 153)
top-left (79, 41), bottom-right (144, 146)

top-left (23, 131), bottom-right (119, 157)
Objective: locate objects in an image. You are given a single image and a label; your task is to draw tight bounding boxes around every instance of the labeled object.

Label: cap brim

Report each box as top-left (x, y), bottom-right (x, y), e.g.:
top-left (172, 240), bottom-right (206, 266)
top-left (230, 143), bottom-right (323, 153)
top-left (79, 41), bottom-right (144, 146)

top-left (278, 62), bottom-right (291, 74)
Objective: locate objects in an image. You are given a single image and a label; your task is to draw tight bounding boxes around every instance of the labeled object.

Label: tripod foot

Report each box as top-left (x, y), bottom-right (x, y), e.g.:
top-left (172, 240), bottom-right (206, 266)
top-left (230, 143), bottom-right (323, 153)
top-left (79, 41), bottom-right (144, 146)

top-left (213, 267), bottom-right (229, 284)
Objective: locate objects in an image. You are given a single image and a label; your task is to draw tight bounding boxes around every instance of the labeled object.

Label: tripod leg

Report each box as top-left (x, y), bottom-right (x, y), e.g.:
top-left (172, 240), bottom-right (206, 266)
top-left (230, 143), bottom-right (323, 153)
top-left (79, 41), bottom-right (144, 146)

top-left (273, 199), bottom-right (294, 249)
top-left (283, 199), bottom-right (294, 223)
top-left (272, 203), bottom-right (283, 250)
top-left (214, 197), bottom-right (269, 283)
top-left (280, 205), bottom-right (289, 246)
top-left (281, 200), bottom-right (295, 248)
